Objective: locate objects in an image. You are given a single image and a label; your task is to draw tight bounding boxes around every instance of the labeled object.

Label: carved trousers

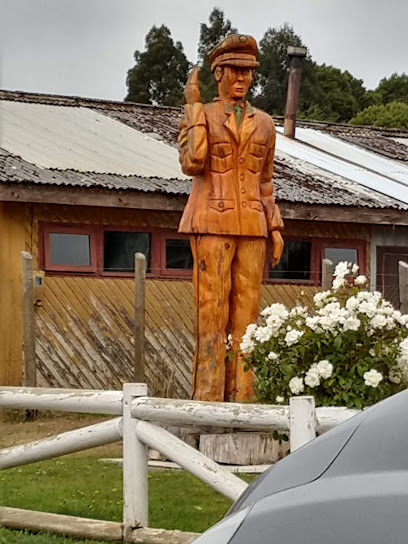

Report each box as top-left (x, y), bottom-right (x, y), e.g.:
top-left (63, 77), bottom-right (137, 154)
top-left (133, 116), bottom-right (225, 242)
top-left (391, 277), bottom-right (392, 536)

top-left (190, 234), bottom-right (266, 402)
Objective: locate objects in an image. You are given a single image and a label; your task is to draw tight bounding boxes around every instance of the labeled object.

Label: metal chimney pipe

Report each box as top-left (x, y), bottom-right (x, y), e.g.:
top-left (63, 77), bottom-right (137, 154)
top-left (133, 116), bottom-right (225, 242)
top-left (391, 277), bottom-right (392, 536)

top-left (284, 45), bottom-right (307, 139)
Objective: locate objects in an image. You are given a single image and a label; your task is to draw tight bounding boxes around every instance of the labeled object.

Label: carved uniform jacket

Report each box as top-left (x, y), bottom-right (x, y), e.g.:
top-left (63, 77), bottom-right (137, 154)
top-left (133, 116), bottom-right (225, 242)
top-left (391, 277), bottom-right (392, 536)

top-left (178, 98), bottom-right (284, 237)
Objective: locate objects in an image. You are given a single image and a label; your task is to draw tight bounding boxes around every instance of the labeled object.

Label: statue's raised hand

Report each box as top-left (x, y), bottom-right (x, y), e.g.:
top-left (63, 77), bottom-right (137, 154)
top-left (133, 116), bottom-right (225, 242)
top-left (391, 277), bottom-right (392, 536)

top-left (184, 65), bottom-right (201, 104)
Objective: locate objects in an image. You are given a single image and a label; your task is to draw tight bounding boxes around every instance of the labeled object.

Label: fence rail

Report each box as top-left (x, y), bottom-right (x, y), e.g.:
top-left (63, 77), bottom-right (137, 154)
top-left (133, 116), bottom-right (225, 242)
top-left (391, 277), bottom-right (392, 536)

top-left (0, 384), bottom-right (360, 543)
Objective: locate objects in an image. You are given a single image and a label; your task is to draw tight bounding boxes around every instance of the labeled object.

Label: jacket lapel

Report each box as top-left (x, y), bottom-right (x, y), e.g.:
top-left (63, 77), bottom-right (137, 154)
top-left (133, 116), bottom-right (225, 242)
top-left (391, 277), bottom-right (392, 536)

top-left (239, 103), bottom-right (256, 150)
top-left (223, 106), bottom-right (239, 144)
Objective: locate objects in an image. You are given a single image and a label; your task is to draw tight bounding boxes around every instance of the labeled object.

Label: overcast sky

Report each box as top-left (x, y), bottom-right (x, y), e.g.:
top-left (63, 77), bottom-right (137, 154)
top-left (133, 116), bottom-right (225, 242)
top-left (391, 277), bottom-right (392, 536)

top-left (1, 0), bottom-right (407, 101)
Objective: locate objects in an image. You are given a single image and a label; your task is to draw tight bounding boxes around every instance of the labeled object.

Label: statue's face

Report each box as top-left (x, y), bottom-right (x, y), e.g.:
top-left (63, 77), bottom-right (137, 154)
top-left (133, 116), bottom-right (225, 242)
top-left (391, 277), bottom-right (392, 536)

top-left (217, 66), bottom-right (253, 101)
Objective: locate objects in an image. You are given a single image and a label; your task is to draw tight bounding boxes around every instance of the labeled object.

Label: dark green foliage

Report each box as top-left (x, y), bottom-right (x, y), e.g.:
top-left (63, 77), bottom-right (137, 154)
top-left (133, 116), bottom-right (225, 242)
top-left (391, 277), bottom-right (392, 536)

top-left (197, 7), bottom-right (237, 103)
top-left (253, 24), bottom-right (317, 115)
top-left (125, 25), bottom-right (190, 106)
top-left (375, 73), bottom-right (408, 105)
top-left (305, 65), bottom-right (368, 122)
top-left (350, 101), bottom-right (408, 129)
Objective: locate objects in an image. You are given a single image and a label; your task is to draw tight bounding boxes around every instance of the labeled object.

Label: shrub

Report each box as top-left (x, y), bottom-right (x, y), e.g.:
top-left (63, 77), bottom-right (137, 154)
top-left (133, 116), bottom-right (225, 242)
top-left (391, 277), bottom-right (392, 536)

top-left (350, 101), bottom-right (408, 129)
top-left (240, 262), bottom-right (408, 409)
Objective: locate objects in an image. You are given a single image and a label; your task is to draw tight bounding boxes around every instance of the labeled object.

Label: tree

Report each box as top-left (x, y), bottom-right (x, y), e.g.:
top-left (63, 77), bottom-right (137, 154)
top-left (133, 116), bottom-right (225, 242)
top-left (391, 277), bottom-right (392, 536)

top-left (306, 65), bottom-right (368, 122)
top-left (350, 101), bottom-right (408, 129)
top-left (197, 7), bottom-right (237, 103)
top-left (253, 24), bottom-right (317, 115)
top-left (375, 73), bottom-right (408, 105)
top-left (125, 25), bottom-right (190, 106)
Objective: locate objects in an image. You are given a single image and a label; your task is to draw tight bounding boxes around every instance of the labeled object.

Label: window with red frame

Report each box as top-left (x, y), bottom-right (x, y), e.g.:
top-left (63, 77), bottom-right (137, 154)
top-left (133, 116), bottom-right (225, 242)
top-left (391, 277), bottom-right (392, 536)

top-left (317, 239), bottom-right (366, 275)
top-left (40, 223), bottom-right (366, 284)
top-left (42, 224), bottom-right (98, 273)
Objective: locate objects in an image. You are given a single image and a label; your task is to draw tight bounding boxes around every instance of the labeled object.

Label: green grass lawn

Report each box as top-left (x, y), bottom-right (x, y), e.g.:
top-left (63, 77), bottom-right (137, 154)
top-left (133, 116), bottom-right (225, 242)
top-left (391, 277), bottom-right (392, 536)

top-left (0, 458), bottom-right (255, 543)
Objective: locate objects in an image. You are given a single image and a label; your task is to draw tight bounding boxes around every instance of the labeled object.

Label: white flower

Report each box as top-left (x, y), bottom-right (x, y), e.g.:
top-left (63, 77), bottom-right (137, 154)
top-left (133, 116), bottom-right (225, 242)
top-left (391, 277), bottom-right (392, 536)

top-left (343, 316), bottom-right (361, 331)
top-left (316, 360), bottom-right (333, 379)
top-left (284, 329), bottom-right (304, 346)
top-left (240, 324), bottom-right (257, 353)
top-left (352, 263), bottom-right (359, 274)
top-left (399, 338), bottom-right (408, 354)
top-left (346, 296), bottom-right (359, 311)
top-left (245, 323), bottom-right (258, 336)
top-left (265, 314), bottom-right (285, 331)
top-left (334, 261), bottom-right (349, 277)
top-left (290, 306), bottom-right (308, 317)
top-left (313, 291), bottom-right (332, 307)
top-left (389, 368), bottom-right (402, 384)
top-left (306, 316), bottom-right (320, 331)
top-left (225, 334), bottom-right (233, 349)
top-left (289, 376), bottom-right (305, 395)
top-left (240, 337), bottom-right (255, 353)
top-left (275, 396), bottom-right (284, 403)
top-left (332, 276), bottom-right (346, 290)
top-left (318, 315), bottom-right (336, 330)
top-left (261, 303), bottom-right (289, 320)
top-left (381, 303), bottom-right (394, 316)
top-left (267, 351), bottom-right (278, 361)
top-left (305, 365), bottom-right (320, 388)
top-left (370, 314), bottom-right (387, 329)
top-left (354, 275), bottom-right (368, 286)
top-left (358, 300), bottom-right (377, 318)
top-left (254, 326), bottom-right (273, 343)
top-left (363, 369), bottom-right (383, 388)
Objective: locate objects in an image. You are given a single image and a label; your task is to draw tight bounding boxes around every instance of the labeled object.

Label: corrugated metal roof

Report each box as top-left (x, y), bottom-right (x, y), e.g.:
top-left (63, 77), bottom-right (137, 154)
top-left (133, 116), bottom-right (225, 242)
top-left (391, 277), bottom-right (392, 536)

top-left (2, 90), bottom-right (408, 212)
top-left (2, 147), bottom-right (407, 210)
top-left (276, 127), bottom-right (408, 205)
top-left (393, 138), bottom-right (408, 147)
top-left (0, 100), bottom-right (188, 179)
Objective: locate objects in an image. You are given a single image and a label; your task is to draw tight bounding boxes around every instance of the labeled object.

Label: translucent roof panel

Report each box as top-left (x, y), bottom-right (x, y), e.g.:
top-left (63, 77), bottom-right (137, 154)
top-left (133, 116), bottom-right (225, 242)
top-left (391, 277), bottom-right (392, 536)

top-left (276, 128), bottom-right (408, 205)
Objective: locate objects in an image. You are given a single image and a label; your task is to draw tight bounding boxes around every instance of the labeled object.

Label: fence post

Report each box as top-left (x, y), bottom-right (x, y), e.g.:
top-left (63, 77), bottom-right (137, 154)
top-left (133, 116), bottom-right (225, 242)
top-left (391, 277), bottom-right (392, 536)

top-left (21, 252), bottom-right (36, 387)
top-left (134, 253), bottom-right (146, 383)
top-left (122, 383), bottom-right (149, 541)
top-left (289, 396), bottom-right (316, 452)
top-left (399, 261), bottom-right (408, 314)
top-left (321, 258), bottom-right (334, 291)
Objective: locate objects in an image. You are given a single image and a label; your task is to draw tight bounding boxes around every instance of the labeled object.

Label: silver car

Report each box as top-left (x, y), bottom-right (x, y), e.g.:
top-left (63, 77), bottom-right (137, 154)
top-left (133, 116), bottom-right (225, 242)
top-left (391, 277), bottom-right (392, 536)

top-left (193, 389), bottom-right (408, 543)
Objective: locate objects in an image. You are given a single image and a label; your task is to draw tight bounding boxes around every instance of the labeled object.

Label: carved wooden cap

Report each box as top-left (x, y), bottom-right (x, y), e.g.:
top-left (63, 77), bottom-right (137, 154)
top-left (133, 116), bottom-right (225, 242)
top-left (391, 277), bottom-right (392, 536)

top-left (209, 34), bottom-right (259, 72)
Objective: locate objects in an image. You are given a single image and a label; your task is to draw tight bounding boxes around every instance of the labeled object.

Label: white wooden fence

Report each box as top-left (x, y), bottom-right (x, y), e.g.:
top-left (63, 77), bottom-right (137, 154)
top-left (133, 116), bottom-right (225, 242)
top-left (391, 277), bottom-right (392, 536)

top-left (0, 384), bottom-right (359, 543)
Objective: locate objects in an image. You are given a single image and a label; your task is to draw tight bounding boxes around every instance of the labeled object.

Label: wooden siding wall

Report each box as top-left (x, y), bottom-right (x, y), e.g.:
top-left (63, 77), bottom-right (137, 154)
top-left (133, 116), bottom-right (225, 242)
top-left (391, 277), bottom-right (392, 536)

top-left (0, 203), bottom-right (31, 385)
top-left (24, 204), bottom-right (370, 397)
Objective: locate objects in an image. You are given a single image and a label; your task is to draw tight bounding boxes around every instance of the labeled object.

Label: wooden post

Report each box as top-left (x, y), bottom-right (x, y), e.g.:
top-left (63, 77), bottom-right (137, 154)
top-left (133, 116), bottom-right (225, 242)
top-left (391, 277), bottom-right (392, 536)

top-left (123, 383), bottom-right (149, 539)
top-left (21, 252), bottom-right (36, 387)
top-left (289, 396), bottom-right (316, 452)
top-left (399, 261), bottom-right (408, 314)
top-left (321, 258), bottom-right (334, 291)
top-left (134, 253), bottom-right (146, 383)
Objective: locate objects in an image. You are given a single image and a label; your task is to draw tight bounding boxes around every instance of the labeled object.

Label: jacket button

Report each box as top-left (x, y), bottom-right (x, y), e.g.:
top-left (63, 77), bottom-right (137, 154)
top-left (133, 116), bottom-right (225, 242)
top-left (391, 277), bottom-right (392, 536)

top-left (239, 158), bottom-right (244, 164)
top-left (239, 174), bottom-right (244, 180)
top-left (241, 188), bottom-right (246, 194)
top-left (242, 202), bottom-right (247, 208)
top-left (218, 202), bottom-right (224, 209)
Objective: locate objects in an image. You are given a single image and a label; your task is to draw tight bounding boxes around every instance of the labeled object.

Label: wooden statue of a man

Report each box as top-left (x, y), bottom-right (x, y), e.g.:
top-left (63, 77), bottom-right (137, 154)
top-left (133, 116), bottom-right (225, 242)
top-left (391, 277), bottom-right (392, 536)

top-left (178, 34), bottom-right (284, 402)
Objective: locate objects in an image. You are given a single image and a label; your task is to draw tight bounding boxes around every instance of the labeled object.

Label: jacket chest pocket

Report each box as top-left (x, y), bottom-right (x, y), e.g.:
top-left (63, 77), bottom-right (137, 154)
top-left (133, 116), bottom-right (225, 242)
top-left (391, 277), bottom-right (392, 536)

top-left (211, 143), bottom-right (233, 173)
top-left (246, 142), bottom-right (266, 173)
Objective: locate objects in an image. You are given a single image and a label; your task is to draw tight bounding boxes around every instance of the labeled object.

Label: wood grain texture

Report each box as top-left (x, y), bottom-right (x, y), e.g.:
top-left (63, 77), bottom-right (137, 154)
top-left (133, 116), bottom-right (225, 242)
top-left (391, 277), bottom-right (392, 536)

top-left (25, 203), bottom-right (339, 396)
top-left (0, 203), bottom-right (27, 386)
top-left (199, 432), bottom-right (289, 465)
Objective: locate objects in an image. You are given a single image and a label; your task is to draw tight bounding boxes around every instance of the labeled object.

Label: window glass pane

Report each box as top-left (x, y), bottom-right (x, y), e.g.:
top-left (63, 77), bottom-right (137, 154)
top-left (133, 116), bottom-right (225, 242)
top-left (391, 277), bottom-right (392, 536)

top-left (166, 239), bottom-right (193, 270)
top-left (269, 241), bottom-right (311, 280)
top-left (325, 248), bottom-right (358, 269)
top-left (49, 233), bottom-right (91, 266)
top-left (104, 231), bottom-right (151, 272)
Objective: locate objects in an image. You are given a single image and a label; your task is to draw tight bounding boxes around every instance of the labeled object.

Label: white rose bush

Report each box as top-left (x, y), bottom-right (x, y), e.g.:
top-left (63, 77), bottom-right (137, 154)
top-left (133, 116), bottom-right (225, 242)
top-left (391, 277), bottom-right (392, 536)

top-left (239, 262), bottom-right (408, 410)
